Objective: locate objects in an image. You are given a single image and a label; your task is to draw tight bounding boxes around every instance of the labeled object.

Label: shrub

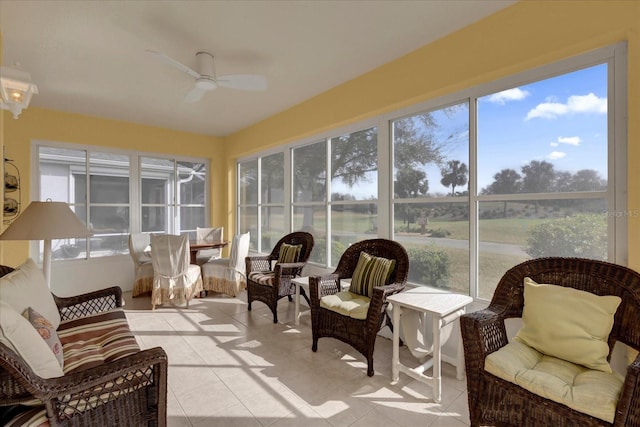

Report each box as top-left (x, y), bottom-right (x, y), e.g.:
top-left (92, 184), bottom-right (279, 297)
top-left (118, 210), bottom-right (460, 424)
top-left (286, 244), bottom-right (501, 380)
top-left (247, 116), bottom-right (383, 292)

top-left (429, 228), bottom-right (451, 238)
top-left (525, 214), bottom-right (607, 260)
top-left (312, 239), bottom-right (347, 266)
top-left (407, 246), bottom-right (451, 288)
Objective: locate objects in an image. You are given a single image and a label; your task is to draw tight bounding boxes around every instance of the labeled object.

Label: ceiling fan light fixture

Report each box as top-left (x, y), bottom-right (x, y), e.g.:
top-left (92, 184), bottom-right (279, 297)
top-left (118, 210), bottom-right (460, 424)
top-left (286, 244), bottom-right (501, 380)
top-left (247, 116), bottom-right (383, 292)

top-left (195, 77), bottom-right (217, 91)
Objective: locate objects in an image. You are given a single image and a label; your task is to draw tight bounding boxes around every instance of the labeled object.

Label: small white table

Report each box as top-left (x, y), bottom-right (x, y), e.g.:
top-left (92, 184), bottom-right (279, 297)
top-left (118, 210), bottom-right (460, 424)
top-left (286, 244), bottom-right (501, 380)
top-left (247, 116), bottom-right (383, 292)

top-left (388, 287), bottom-right (473, 403)
top-left (291, 276), bottom-right (350, 325)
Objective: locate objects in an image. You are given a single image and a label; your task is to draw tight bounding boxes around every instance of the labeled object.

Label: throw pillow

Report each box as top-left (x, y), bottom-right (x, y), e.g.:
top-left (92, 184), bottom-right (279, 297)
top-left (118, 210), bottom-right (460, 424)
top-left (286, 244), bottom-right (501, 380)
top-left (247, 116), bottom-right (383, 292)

top-left (0, 301), bottom-right (64, 378)
top-left (514, 277), bottom-right (621, 373)
top-left (349, 251), bottom-right (396, 297)
top-left (24, 307), bottom-right (64, 368)
top-left (278, 243), bottom-right (302, 264)
top-left (0, 258), bottom-right (61, 329)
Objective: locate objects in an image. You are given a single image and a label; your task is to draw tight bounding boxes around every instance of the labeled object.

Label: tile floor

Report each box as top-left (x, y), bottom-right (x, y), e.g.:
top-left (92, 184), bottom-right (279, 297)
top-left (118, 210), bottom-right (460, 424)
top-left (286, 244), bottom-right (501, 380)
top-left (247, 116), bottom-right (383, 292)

top-left (124, 290), bottom-right (471, 427)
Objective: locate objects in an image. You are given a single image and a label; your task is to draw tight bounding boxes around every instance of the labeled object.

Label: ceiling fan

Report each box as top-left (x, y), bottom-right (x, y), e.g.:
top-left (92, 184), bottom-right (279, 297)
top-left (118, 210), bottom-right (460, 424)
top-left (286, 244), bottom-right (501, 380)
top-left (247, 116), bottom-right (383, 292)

top-left (147, 50), bottom-right (267, 103)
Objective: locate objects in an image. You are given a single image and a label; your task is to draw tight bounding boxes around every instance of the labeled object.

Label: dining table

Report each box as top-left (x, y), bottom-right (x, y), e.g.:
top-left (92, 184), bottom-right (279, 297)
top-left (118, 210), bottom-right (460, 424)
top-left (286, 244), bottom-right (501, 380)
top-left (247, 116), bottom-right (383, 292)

top-left (188, 240), bottom-right (228, 264)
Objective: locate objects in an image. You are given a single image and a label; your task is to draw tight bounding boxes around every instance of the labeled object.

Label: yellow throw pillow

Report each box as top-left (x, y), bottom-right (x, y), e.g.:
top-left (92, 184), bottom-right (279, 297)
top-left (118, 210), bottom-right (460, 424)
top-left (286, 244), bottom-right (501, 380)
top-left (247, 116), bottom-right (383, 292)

top-left (349, 252), bottom-right (395, 297)
top-left (514, 277), bottom-right (621, 373)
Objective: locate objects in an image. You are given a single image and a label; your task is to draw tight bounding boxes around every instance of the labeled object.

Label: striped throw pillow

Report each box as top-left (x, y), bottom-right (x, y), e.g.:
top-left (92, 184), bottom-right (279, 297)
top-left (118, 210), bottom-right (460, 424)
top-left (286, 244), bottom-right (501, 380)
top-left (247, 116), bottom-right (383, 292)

top-left (349, 252), bottom-right (396, 297)
top-left (278, 243), bottom-right (302, 264)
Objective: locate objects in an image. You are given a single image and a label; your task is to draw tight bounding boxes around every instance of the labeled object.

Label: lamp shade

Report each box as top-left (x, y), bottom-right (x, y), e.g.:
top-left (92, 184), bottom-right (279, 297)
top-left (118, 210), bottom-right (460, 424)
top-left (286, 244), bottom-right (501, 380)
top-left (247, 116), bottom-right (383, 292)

top-left (0, 201), bottom-right (92, 288)
top-left (0, 201), bottom-right (92, 241)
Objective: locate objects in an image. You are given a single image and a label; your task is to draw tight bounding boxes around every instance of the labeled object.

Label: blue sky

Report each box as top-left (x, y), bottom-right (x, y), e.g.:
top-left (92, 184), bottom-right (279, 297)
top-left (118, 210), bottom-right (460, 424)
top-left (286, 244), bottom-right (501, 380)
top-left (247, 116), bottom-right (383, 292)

top-left (337, 62), bottom-right (608, 199)
top-left (475, 63), bottom-right (607, 193)
top-left (409, 62), bottom-right (608, 195)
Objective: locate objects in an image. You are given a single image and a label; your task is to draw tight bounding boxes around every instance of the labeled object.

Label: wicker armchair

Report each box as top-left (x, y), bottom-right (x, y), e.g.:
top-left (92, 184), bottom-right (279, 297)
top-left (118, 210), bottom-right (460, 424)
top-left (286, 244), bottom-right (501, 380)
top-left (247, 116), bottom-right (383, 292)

top-left (460, 257), bottom-right (640, 427)
top-left (0, 266), bottom-right (168, 426)
top-left (246, 231), bottom-right (314, 323)
top-left (309, 239), bottom-right (409, 377)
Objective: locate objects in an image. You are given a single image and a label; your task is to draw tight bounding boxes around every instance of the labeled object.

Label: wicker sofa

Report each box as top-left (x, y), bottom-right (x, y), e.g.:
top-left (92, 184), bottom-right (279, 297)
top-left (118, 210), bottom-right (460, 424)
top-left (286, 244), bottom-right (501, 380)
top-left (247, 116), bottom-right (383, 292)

top-left (0, 260), bottom-right (167, 426)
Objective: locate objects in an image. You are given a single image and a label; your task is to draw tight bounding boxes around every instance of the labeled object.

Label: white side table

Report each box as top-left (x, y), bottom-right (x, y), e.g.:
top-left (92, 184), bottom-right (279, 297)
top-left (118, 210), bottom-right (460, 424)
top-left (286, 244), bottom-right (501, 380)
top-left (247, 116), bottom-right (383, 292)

top-left (388, 287), bottom-right (473, 403)
top-left (291, 276), bottom-right (350, 325)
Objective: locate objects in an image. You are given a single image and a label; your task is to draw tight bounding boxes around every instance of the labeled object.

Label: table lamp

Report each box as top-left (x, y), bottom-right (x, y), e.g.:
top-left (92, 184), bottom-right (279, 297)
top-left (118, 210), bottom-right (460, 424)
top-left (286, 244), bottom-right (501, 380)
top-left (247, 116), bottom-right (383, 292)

top-left (0, 200), bottom-right (92, 287)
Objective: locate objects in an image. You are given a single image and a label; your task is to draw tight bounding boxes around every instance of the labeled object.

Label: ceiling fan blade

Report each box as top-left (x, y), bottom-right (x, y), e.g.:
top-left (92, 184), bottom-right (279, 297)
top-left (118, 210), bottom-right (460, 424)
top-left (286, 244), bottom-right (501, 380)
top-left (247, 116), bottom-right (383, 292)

top-left (216, 74), bottom-right (267, 91)
top-left (184, 86), bottom-right (206, 103)
top-left (146, 50), bottom-right (200, 79)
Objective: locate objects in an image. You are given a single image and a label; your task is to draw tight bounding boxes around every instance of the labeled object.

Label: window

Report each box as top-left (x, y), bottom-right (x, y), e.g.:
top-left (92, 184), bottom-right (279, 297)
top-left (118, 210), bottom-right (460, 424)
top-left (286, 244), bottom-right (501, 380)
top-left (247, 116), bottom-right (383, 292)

top-left (37, 144), bottom-right (209, 261)
top-left (140, 157), bottom-right (206, 239)
top-left (291, 127), bottom-right (378, 265)
top-left (475, 64), bottom-right (610, 298)
top-left (236, 44), bottom-right (626, 300)
top-left (392, 102), bottom-right (470, 294)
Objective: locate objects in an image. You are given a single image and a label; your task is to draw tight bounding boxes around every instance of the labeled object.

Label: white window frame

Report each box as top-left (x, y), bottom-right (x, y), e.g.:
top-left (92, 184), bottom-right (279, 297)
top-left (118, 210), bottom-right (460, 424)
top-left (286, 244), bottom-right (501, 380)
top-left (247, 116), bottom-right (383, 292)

top-left (31, 140), bottom-right (211, 262)
top-left (237, 43), bottom-right (627, 300)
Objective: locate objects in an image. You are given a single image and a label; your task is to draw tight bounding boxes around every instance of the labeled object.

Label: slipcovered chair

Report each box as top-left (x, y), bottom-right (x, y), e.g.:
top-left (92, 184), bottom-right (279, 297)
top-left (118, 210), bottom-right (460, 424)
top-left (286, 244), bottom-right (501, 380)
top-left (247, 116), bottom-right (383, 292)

top-left (195, 226), bottom-right (224, 265)
top-left (309, 239), bottom-right (409, 377)
top-left (150, 234), bottom-right (203, 310)
top-left (246, 231), bottom-right (314, 323)
top-left (128, 233), bottom-right (154, 297)
top-left (460, 257), bottom-right (640, 427)
top-left (202, 232), bottom-right (251, 297)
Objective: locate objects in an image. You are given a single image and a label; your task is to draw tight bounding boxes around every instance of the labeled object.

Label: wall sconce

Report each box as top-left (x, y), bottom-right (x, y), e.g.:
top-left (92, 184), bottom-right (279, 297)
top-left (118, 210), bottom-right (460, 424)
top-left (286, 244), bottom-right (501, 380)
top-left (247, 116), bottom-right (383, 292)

top-left (0, 66), bottom-right (39, 119)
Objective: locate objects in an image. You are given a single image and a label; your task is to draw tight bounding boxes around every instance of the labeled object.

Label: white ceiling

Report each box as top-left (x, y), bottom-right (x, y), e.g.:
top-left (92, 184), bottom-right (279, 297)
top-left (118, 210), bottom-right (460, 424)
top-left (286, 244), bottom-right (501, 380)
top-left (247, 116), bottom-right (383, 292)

top-left (0, 0), bottom-right (514, 137)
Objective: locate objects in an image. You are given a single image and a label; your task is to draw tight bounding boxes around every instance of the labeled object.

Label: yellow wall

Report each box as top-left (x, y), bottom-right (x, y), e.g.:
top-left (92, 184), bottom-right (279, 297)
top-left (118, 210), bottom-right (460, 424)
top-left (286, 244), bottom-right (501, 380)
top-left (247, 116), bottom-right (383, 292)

top-left (224, 0), bottom-right (640, 270)
top-left (0, 107), bottom-right (224, 266)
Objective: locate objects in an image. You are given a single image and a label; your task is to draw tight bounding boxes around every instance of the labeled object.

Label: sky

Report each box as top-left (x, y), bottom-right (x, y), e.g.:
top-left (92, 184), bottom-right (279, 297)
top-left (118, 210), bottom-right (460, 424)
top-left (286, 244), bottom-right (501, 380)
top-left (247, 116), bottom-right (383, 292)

top-left (333, 62), bottom-right (608, 199)
top-left (475, 63), bottom-right (607, 193)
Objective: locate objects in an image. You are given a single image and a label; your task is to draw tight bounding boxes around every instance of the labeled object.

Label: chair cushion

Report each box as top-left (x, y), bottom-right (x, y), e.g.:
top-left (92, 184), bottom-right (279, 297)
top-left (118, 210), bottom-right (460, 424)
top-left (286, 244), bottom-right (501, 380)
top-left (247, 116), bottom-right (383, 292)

top-left (278, 243), bottom-right (302, 264)
top-left (320, 291), bottom-right (371, 320)
top-left (58, 308), bottom-right (140, 373)
top-left (485, 340), bottom-right (623, 423)
top-left (2, 406), bottom-right (47, 427)
top-left (24, 307), bottom-right (64, 368)
top-left (248, 271), bottom-right (275, 287)
top-left (0, 258), bottom-right (61, 329)
top-left (0, 301), bottom-right (64, 378)
top-left (514, 277), bottom-right (621, 372)
top-left (349, 251), bottom-right (395, 297)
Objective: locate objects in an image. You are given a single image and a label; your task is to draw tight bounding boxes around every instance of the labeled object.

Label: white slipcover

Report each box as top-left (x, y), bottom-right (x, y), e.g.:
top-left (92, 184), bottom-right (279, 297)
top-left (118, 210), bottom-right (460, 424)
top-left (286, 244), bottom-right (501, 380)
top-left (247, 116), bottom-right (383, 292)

top-left (128, 233), bottom-right (154, 297)
top-left (202, 232), bottom-right (250, 297)
top-left (150, 234), bottom-right (203, 309)
top-left (195, 226), bottom-right (224, 265)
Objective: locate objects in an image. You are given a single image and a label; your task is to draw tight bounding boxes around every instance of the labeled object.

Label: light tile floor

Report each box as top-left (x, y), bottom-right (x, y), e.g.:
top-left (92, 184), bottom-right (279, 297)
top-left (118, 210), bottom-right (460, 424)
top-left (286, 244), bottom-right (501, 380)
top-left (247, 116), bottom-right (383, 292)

top-left (124, 290), bottom-right (470, 427)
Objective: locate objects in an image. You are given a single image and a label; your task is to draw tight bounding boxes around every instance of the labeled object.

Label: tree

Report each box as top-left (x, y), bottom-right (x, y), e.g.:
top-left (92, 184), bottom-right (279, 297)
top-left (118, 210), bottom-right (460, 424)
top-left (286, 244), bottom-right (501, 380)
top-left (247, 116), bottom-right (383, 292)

top-left (571, 169), bottom-right (606, 191)
top-left (482, 168), bottom-right (522, 217)
top-left (552, 171), bottom-right (574, 192)
top-left (521, 160), bottom-right (555, 213)
top-left (521, 160), bottom-right (555, 193)
top-left (394, 167), bottom-right (429, 199)
top-left (440, 160), bottom-right (468, 196)
top-left (483, 168), bottom-right (522, 195)
top-left (394, 167), bottom-right (429, 226)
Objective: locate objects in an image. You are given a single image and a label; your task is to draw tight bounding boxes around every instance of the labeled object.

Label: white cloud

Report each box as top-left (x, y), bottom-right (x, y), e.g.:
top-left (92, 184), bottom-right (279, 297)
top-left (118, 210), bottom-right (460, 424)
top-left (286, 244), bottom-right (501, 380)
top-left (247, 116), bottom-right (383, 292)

top-left (526, 93), bottom-right (607, 120)
top-left (557, 136), bottom-right (581, 146)
top-left (550, 142), bottom-right (559, 147)
top-left (547, 151), bottom-right (566, 160)
top-left (487, 88), bottom-right (530, 105)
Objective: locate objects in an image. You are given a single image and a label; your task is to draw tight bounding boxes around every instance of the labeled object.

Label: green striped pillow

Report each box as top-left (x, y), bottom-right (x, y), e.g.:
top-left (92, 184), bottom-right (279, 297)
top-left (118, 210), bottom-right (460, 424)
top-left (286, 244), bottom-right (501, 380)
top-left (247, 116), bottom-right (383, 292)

top-left (349, 252), bottom-right (396, 297)
top-left (278, 243), bottom-right (302, 264)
